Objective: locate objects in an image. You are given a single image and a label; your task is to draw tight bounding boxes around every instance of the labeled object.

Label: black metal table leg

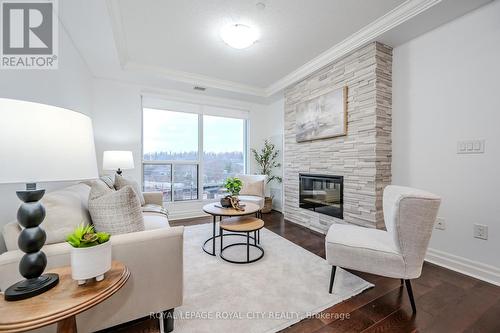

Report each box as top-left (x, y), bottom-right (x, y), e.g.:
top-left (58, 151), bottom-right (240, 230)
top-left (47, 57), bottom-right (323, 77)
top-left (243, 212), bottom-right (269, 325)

top-left (203, 215), bottom-right (218, 256)
top-left (220, 227), bottom-right (223, 251)
top-left (212, 215), bottom-right (216, 255)
top-left (247, 232), bottom-right (250, 262)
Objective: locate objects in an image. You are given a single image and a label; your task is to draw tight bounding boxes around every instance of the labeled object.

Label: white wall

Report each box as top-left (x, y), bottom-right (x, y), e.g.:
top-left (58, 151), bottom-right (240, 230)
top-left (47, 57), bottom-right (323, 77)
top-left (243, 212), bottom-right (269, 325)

top-left (392, 1), bottom-right (500, 282)
top-left (92, 78), bottom-right (284, 219)
top-left (249, 98), bottom-right (285, 211)
top-left (0, 24), bottom-right (93, 253)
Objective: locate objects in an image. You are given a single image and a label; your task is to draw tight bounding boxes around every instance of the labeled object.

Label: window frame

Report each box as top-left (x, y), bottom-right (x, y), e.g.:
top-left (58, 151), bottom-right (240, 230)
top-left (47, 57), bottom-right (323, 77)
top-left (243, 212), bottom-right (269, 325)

top-left (141, 104), bottom-right (248, 203)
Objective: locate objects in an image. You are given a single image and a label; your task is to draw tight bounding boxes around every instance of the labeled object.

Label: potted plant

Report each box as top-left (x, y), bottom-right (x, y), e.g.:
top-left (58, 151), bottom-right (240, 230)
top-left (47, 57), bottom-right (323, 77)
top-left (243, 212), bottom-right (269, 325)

top-left (66, 224), bottom-right (111, 285)
top-left (251, 139), bottom-right (283, 213)
top-left (221, 177), bottom-right (243, 208)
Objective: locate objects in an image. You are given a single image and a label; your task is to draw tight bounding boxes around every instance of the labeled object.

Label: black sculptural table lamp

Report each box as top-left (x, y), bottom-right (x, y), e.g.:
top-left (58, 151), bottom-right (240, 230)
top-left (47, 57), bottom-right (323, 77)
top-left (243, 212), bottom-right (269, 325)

top-left (0, 98), bottom-right (98, 301)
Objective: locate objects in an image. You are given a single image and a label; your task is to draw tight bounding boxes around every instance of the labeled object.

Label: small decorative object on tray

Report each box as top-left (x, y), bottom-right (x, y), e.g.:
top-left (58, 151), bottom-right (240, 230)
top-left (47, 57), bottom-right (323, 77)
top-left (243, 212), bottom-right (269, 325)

top-left (214, 203), bottom-right (246, 209)
top-left (67, 224), bottom-right (111, 285)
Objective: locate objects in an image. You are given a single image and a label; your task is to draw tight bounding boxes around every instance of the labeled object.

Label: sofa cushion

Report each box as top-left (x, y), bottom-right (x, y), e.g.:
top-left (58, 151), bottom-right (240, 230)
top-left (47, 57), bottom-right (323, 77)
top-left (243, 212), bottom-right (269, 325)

top-left (89, 184), bottom-right (145, 235)
top-left (143, 212), bottom-right (170, 230)
top-left (238, 195), bottom-right (265, 209)
top-left (114, 175), bottom-right (145, 206)
top-left (41, 183), bottom-right (93, 245)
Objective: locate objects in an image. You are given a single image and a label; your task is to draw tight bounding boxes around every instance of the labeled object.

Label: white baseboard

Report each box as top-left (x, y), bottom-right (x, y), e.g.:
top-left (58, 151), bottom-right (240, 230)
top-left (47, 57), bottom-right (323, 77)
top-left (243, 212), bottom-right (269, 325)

top-left (425, 248), bottom-right (500, 286)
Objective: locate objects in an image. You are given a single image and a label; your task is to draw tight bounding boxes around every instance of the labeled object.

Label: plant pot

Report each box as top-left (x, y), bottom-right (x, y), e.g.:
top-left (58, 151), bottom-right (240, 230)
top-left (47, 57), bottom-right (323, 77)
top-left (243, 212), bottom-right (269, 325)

top-left (220, 196), bottom-right (233, 208)
top-left (71, 241), bottom-right (112, 285)
top-left (262, 196), bottom-right (273, 213)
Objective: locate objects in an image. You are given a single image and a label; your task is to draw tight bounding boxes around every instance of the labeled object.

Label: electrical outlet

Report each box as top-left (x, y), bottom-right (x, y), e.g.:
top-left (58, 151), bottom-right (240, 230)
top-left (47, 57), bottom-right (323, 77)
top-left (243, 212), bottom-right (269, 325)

top-left (435, 217), bottom-right (446, 230)
top-left (474, 224), bottom-right (488, 240)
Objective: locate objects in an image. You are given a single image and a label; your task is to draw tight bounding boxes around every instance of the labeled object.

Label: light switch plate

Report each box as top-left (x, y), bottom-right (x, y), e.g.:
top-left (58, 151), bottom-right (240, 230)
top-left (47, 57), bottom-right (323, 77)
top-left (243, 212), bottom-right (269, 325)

top-left (457, 139), bottom-right (485, 154)
top-left (473, 224), bottom-right (488, 240)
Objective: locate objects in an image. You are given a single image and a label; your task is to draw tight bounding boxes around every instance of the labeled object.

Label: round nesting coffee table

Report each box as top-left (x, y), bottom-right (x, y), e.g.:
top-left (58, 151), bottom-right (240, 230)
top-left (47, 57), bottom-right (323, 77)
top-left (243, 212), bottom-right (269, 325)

top-left (202, 202), bottom-right (260, 256)
top-left (220, 216), bottom-right (265, 264)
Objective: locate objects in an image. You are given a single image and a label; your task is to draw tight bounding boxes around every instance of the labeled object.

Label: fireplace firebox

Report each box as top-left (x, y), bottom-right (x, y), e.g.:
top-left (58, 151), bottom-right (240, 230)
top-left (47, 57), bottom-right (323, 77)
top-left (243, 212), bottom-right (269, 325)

top-left (299, 174), bottom-right (343, 219)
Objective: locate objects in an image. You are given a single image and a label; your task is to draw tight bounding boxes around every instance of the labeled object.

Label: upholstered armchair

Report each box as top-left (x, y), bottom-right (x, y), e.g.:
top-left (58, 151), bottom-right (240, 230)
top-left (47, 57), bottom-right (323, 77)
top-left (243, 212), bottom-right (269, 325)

top-left (325, 185), bottom-right (441, 313)
top-left (237, 174), bottom-right (267, 216)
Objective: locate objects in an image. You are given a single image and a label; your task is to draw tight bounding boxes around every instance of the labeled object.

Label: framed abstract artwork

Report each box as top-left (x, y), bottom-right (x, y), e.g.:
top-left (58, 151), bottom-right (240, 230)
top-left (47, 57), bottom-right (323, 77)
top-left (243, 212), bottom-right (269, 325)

top-left (295, 86), bottom-right (347, 142)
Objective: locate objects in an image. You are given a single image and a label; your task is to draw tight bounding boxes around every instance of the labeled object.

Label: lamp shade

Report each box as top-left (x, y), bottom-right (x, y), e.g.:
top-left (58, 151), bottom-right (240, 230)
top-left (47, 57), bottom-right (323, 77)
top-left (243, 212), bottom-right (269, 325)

top-left (103, 151), bottom-right (134, 171)
top-left (0, 98), bottom-right (98, 184)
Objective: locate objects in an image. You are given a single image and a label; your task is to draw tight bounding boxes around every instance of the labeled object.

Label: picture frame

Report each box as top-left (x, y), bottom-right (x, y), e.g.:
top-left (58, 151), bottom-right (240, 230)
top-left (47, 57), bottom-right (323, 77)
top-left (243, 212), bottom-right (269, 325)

top-left (295, 86), bottom-right (347, 142)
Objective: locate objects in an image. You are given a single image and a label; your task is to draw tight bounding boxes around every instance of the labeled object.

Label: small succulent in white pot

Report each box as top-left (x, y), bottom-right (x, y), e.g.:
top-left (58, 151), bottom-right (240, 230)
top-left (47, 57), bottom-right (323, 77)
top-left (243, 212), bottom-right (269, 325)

top-left (66, 224), bottom-right (111, 285)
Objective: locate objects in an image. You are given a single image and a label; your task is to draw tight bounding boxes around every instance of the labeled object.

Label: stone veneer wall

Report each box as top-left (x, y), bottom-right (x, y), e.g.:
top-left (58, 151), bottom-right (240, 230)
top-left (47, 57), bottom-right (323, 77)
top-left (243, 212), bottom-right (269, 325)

top-left (283, 42), bottom-right (392, 232)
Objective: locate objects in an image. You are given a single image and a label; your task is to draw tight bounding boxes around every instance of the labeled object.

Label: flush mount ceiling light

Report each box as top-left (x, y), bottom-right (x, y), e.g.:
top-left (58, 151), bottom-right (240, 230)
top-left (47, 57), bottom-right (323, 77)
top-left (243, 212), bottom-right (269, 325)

top-left (220, 23), bottom-right (258, 49)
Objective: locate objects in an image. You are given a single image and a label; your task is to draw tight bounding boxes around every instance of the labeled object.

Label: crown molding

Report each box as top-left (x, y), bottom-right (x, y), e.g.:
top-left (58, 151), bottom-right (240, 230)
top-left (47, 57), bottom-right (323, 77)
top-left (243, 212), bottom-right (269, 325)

top-left (124, 62), bottom-right (267, 97)
top-left (106, 0), bottom-right (442, 98)
top-left (265, 0), bottom-right (442, 95)
top-left (106, 0), bottom-right (129, 67)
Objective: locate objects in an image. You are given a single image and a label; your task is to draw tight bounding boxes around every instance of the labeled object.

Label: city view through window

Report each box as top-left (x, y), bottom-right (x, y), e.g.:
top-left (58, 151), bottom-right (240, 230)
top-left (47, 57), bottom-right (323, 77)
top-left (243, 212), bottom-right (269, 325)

top-left (143, 108), bottom-right (245, 202)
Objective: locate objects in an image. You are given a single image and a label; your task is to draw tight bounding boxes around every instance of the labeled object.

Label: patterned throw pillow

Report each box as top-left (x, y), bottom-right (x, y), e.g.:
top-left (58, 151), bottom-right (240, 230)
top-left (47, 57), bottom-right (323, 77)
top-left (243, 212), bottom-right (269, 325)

top-left (114, 174), bottom-right (145, 206)
top-left (88, 184), bottom-right (145, 235)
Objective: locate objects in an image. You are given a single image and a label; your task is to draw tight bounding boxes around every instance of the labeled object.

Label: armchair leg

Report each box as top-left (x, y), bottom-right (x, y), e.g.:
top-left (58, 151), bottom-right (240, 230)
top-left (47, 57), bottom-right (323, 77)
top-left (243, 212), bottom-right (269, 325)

top-left (400, 279), bottom-right (404, 285)
top-left (329, 266), bottom-right (337, 294)
top-left (162, 308), bottom-right (174, 333)
top-left (404, 280), bottom-right (417, 313)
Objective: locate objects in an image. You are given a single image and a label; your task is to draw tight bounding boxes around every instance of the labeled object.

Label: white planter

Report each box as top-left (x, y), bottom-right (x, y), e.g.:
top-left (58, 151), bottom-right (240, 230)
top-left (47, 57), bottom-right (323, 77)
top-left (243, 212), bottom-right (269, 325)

top-left (70, 241), bottom-right (112, 285)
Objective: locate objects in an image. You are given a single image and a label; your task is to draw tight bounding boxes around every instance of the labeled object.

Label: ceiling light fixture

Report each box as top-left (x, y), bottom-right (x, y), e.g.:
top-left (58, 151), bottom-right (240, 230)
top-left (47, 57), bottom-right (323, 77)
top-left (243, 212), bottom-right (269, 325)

top-left (220, 23), bottom-right (258, 49)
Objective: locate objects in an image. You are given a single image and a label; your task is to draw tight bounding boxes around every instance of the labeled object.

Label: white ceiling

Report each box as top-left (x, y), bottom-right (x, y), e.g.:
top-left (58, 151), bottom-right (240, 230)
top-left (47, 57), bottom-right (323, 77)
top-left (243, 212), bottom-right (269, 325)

top-left (60, 0), bottom-right (493, 103)
top-left (114, 0), bottom-right (405, 88)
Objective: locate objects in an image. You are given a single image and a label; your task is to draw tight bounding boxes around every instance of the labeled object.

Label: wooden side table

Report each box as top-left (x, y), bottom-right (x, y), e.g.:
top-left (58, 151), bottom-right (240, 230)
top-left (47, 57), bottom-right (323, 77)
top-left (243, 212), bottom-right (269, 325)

top-left (219, 216), bottom-right (265, 264)
top-left (0, 261), bottom-right (130, 333)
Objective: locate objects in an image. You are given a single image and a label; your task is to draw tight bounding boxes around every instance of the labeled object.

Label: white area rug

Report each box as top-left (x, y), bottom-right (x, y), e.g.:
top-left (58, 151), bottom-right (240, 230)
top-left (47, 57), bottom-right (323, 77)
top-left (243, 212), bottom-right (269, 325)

top-left (174, 223), bottom-right (372, 333)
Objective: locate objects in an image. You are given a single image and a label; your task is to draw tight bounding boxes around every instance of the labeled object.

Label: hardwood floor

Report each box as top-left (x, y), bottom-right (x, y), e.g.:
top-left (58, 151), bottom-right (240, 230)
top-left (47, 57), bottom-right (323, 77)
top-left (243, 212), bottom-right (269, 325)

top-left (107, 211), bottom-right (500, 333)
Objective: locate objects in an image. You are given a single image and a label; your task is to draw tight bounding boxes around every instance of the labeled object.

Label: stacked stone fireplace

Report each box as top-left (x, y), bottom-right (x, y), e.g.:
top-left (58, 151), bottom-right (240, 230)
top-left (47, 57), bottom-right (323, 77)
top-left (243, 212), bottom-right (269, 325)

top-left (284, 42), bottom-right (392, 232)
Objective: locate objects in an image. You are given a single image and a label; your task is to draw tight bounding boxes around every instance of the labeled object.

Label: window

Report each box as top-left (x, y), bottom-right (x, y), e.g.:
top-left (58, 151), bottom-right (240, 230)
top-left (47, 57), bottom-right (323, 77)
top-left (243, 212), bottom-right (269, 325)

top-left (203, 115), bottom-right (245, 200)
top-left (143, 108), bottom-right (198, 161)
top-left (142, 106), bottom-right (246, 203)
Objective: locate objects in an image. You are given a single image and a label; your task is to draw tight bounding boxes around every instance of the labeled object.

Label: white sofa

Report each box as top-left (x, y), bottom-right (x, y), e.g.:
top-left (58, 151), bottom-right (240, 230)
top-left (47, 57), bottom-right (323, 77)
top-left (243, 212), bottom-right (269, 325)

top-left (0, 182), bottom-right (183, 332)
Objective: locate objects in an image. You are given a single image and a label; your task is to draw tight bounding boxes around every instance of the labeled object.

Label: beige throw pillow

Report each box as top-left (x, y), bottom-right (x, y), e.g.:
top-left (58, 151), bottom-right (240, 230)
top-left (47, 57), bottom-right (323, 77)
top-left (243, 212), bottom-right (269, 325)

top-left (114, 175), bottom-right (145, 206)
top-left (88, 184), bottom-right (145, 235)
top-left (40, 183), bottom-right (93, 245)
top-left (240, 180), bottom-right (264, 197)
top-left (89, 179), bottom-right (114, 199)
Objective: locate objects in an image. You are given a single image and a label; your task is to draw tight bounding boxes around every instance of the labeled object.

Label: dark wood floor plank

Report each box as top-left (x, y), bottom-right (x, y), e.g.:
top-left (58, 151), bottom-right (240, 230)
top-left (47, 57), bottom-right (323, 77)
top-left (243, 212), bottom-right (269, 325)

top-left (279, 318), bottom-right (325, 333)
top-left (318, 277), bottom-right (401, 325)
top-left (360, 309), bottom-right (416, 333)
top-left (463, 297), bottom-right (500, 333)
top-left (422, 281), bottom-right (500, 333)
top-left (314, 310), bottom-right (375, 333)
